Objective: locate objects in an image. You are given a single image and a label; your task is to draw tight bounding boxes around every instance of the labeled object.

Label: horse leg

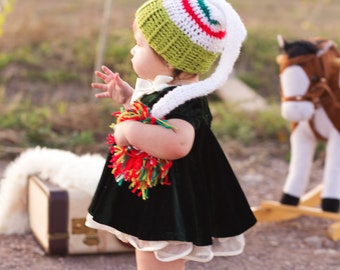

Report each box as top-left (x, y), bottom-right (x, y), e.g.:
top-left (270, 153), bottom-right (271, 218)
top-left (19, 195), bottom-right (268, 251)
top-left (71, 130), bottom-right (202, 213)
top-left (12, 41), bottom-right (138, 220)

top-left (281, 122), bottom-right (317, 205)
top-left (321, 129), bottom-right (340, 212)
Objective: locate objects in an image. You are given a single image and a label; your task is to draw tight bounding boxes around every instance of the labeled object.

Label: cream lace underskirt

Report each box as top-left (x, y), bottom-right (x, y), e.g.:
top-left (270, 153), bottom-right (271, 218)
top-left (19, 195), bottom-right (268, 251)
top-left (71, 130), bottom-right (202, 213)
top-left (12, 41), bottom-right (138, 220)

top-left (86, 213), bottom-right (245, 262)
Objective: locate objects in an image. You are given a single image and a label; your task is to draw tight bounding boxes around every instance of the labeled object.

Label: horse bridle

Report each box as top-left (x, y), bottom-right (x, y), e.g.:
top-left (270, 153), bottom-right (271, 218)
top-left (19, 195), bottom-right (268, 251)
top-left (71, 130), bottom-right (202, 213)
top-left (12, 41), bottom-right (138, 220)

top-left (278, 51), bottom-right (340, 140)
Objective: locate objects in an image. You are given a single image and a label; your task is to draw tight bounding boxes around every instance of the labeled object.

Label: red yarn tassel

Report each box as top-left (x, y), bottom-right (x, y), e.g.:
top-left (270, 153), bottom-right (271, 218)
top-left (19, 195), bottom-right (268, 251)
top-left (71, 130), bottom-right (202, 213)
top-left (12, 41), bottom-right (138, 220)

top-left (107, 101), bottom-right (175, 200)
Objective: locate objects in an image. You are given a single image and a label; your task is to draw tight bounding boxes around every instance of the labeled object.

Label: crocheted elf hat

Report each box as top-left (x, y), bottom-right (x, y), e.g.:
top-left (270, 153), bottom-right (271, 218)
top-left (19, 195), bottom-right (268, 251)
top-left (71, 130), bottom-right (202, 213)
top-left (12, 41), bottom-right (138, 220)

top-left (135, 0), bottom-right (247, 118)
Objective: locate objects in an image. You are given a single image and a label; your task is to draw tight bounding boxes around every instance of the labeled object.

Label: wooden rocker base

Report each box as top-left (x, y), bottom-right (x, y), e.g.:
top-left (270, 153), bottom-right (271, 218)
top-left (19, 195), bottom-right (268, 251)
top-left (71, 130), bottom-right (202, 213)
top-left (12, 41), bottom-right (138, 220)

top-left (252, 185), bottom-right (340, 241)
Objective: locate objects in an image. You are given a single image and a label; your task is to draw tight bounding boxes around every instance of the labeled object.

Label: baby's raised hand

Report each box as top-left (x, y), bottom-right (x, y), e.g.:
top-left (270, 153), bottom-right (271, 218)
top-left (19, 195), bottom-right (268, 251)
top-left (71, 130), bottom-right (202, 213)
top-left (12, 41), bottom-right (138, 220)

top-left (92, 65), bottom-right (133, 105)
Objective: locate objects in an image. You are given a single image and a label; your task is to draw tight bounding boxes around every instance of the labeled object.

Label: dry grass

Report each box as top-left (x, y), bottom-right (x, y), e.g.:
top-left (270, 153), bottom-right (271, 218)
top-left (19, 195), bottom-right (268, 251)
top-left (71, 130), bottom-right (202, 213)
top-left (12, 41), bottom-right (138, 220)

top-left (1, 0), bottom-right (140, 50)
top-left (2, 0), bottom-right (340, 50)
top-left (234, 0), bottom-right (340, 40)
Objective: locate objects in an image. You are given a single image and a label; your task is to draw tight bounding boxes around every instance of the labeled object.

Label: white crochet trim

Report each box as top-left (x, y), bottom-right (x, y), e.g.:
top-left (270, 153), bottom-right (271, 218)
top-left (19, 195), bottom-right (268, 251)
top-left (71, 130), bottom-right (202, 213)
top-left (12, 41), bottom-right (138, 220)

top-left (151, 1), bottom-right (246, 118)
top-left (163, 0), bottom-right (226, 53)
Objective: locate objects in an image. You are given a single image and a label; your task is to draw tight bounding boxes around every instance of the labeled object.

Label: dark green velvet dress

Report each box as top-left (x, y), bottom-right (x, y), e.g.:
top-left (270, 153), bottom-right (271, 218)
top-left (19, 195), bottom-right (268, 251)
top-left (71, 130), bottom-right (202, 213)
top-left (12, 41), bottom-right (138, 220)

top-left (87, 87), bottom-right (256, 247)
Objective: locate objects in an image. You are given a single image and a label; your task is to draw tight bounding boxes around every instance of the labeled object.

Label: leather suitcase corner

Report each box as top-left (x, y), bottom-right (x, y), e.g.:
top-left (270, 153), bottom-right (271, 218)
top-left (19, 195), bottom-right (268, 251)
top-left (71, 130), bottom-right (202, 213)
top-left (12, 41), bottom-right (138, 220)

top-left (28, 175), bottom-right (133, 255)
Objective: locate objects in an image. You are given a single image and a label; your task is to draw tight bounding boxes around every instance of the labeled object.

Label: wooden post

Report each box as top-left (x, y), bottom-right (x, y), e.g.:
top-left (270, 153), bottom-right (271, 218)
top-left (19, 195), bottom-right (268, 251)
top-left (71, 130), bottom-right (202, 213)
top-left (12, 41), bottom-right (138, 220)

top-left (91, 0), bottom-right (113, 101)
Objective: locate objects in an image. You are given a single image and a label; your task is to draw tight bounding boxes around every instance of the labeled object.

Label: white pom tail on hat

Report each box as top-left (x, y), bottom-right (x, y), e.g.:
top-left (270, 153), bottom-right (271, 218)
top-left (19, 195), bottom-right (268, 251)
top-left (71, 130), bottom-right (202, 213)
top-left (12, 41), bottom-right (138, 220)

top-left (151, 1), bottom-right (247, 118)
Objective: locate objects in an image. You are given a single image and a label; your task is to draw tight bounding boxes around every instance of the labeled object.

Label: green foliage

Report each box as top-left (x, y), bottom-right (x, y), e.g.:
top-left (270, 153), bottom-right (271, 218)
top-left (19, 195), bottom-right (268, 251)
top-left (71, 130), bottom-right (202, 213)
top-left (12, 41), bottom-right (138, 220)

top-left (69, 131), bottom-right (95, 147)
top-left (28, 69), bottom-right (79, 85)
top-left (238, 30), bottom-right (281, 100)
top-left (0, 96), bottom-right (124, 153)
top-left (103, 30), bottom-right (136, 85)
top-left (72, 37), bottom-right (97, 68)
top-left (0, 39), bottom-right (95, 87)
top-left (0, 53), bottom-right (13, 69)
top-left (0, 96), bottom-right (290, 153)
top-left (210, 101), bottom-right (290, 145)
top-left (0, 101), bottom-right (52, 146)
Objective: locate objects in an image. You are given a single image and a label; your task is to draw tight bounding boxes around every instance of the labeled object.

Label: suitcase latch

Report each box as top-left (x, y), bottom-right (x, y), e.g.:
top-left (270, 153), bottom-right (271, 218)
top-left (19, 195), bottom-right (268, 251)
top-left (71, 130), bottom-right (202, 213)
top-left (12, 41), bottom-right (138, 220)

top-left (72, 218), bottom-right (100, 246)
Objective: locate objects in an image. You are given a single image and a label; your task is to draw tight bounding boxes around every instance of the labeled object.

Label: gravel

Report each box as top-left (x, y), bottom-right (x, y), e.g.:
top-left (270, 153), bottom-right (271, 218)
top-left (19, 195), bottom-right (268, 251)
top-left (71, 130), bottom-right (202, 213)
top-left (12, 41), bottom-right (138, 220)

top-left (1, 141), bottom-right (340, 270)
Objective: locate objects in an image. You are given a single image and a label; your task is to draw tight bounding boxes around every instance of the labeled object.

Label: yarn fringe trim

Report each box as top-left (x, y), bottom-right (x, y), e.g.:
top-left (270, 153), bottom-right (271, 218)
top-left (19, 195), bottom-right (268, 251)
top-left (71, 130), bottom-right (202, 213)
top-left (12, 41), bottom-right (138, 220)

top-left (107, 101), bottom-right (175, 200)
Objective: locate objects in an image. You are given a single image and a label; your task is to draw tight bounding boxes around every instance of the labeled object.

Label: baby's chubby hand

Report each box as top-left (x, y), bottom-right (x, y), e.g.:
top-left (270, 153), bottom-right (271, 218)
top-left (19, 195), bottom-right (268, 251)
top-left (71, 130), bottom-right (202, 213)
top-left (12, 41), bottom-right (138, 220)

top-left (113, 121), bottom-right (135, 147)
top-left (91, 65), bottom-right (133, 105)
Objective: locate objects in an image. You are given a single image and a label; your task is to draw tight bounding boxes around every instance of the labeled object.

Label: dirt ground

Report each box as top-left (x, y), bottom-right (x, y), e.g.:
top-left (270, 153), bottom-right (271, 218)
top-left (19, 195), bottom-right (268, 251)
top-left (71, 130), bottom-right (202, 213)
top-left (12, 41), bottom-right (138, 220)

top-left (1, 142), bottom-right (340, 270)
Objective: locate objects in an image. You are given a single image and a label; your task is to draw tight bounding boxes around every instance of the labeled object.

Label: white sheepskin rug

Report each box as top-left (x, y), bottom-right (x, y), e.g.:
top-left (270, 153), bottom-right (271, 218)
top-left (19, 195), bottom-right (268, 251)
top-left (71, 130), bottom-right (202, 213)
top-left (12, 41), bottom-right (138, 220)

top-left (0, 146), bottom-right (106, 235)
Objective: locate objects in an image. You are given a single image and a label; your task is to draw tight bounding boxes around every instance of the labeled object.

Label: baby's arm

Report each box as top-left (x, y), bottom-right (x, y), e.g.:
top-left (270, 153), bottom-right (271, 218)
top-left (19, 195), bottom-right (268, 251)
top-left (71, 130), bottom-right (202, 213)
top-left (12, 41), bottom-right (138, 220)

top-left (114, 118), bottom-right (195, 160)
top-left (92, 65), bottom-right (133, 107)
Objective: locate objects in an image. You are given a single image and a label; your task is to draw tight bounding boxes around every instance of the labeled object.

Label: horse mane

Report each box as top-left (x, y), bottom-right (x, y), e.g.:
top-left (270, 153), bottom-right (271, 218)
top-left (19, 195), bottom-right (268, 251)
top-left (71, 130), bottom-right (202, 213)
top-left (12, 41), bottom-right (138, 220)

top-left (282, 40), bottom-right (318, 58)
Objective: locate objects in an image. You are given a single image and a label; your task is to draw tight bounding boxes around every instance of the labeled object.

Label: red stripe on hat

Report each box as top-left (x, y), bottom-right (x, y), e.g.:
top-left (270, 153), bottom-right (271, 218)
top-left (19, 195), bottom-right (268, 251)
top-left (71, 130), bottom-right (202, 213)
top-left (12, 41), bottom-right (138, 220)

top-left (182, 0), bottom-right (226, 39)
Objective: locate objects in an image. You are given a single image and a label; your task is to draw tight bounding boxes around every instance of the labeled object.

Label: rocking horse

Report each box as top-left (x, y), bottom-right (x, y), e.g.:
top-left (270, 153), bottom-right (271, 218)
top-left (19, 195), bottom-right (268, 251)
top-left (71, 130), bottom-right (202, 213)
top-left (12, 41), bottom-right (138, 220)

top-left (253, 36), bottom-right (340, 240)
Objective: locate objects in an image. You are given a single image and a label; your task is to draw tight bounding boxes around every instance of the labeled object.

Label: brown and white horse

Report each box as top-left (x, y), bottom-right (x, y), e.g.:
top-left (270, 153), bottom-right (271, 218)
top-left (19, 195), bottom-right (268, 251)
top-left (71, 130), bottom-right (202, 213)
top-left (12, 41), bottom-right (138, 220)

top-left (276, 36), bottom-right (340, 212)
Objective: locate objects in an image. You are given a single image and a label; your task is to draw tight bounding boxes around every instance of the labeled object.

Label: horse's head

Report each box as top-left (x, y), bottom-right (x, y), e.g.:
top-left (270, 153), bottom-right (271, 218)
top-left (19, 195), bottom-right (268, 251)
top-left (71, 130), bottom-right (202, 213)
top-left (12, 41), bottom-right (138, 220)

top-left (276, 35), bottom-right (340, 122)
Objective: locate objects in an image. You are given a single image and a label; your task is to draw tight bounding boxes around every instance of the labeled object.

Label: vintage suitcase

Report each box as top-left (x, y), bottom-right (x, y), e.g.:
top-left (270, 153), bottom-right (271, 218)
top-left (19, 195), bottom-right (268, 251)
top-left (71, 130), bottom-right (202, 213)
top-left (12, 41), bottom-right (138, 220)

top-left (28, 175), bottom-right (133, 255)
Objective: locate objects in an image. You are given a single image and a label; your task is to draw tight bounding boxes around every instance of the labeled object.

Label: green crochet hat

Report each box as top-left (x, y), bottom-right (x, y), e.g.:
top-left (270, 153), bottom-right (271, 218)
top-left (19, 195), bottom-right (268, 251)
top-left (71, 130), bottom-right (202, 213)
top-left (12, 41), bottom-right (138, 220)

top-left (136, 0), bottom-right (226, 74)
top-left (135, 0), bottom-right (247, 118)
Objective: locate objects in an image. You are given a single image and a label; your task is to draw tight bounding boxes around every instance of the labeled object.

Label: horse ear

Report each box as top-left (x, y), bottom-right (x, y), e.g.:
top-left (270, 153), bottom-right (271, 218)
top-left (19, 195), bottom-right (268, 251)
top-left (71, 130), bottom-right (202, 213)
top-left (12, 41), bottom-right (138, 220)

top-left (333, 58), bottom-right (340, 68)
top-left (277, 35), bottom-right (286, 50)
